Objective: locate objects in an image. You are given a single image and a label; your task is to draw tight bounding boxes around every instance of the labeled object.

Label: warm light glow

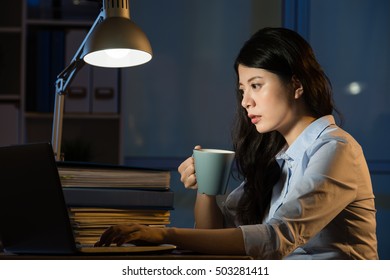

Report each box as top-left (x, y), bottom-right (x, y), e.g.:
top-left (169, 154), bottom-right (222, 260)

top-left (104, 48), bottom-right (131, 59)
top-left (84, 49), bottom-right (152, 68)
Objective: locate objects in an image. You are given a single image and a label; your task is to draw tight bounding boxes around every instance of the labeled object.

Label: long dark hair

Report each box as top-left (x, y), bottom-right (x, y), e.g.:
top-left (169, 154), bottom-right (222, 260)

top-left (232, 27), bottom-right (335, 225)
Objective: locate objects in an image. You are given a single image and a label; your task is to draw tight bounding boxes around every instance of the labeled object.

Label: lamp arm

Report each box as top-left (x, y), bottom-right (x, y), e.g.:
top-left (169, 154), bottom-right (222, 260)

top-left (56, 9), bottom-right (105, 94)
top-left (51, 10), bottom-right (105, 161)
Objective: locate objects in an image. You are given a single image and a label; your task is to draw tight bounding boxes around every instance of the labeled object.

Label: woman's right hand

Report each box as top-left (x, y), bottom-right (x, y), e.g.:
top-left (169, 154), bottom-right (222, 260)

top-left (178, 145), bottom-right (201, 190)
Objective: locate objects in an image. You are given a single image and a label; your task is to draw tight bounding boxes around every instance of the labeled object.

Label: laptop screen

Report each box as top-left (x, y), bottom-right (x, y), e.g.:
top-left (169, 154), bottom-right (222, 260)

top-left (0, 143), bottom-right (77, 254)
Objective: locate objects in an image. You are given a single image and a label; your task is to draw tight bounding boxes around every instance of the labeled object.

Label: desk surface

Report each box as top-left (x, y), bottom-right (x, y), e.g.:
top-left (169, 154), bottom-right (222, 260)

top-left (0, 250), bottom-right (253, 260)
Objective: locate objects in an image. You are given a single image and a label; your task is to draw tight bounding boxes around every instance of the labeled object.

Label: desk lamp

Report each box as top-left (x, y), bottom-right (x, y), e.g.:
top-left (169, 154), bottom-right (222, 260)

top-left (51, 0), bottom-right (152, 161)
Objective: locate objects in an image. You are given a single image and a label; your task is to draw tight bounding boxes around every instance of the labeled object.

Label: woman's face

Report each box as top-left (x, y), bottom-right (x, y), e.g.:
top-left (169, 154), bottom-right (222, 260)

top-left (238, 64), bottom-right (300, 136)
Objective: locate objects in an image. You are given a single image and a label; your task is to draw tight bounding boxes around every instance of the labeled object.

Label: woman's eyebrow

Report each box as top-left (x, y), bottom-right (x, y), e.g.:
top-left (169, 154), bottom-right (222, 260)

top-left (247, 76), bottom-right (264, 83)
top-left (238, 76), bottom-right (264, 86)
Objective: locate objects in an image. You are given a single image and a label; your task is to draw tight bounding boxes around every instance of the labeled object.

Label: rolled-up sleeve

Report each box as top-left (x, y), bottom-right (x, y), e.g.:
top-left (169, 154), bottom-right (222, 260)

top-left (240, 223), bottom-right (282, 259)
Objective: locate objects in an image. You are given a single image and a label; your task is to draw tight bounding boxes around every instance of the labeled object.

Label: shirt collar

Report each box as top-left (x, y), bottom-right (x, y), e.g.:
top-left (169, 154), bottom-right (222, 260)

top-left (276, 115), bottom-right (336, 164)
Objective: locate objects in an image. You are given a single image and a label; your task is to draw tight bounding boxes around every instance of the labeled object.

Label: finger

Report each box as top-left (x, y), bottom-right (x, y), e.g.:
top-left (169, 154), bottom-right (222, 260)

top-left (99, 225), bottom-right (127, 247)
top-left (180, 160), bottom-right (194, 180)
top-left (95, 226), bottom-right (115, 246)
top-left (180, 164), bottom-right (198, 188)
top-left (112, 235), bottom-right (129, 246)
top-left (114, 231), bottom-right (141, 246)
top-left (184, 174), bottom-right (198, 189)
top-left (178, 156), bottom-right (193, 174)
top-left (179, 158), bottom-right (195, 179)
top-left (110, 224), bottom-right (142, 246)
top-left (101, 231), bottom-right (117, 247)
top-left (178, 145), bottom-right (201, 173)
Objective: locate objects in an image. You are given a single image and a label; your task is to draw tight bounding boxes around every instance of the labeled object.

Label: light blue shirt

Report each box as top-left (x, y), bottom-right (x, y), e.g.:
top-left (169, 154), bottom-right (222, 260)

top-left (222, 115), bottom-right (378, 259)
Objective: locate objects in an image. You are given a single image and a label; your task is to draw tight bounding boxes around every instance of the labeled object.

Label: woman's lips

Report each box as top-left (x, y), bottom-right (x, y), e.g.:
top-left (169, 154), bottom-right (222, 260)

top-left (248, 114), bottom-right (260, 124)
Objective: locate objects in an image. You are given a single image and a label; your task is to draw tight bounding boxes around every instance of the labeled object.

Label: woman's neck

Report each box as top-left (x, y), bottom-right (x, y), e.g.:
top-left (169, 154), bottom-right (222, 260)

top-left (282, 115), bottom-right (317, 147)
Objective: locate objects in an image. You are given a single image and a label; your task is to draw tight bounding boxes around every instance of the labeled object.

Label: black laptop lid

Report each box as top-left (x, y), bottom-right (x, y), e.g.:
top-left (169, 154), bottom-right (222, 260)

top-left (0, 143), bottom-right (76, 254)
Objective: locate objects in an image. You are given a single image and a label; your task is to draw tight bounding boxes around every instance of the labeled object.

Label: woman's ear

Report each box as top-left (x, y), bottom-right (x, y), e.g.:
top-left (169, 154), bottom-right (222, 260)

top-left (291, 75), bottom-right (304, 99)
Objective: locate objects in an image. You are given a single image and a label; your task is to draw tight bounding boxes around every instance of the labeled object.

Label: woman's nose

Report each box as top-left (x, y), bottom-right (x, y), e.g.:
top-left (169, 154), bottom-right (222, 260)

top-left (241, 92), bottom-right (252, 109)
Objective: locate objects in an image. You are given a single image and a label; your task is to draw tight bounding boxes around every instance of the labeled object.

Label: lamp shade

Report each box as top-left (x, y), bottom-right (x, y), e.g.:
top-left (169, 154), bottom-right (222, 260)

top-left (83, 17), bottom-right (152, 67)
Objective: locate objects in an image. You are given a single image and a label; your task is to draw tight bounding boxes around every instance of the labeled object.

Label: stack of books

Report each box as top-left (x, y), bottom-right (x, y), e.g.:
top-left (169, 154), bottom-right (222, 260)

top-left (57, 162), bottom-right (173, 246)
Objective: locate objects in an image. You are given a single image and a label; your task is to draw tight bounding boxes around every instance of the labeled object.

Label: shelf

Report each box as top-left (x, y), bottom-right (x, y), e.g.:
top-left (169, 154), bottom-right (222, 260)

top-left (0, 27), bottom-right (22, 33)
top-left (25, 112), bottom-right (120, 120)
top-left (26, 19), bottom-right (94, 29)
top-left (0, 95), bottom-right (21, 101)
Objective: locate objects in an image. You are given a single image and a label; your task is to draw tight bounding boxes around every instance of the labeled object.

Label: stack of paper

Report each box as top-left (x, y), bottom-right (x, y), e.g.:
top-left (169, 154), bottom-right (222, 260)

top-left (69, 208), bottom-right (171, 245)
top-left (57, 161), bottom-right (173, 246)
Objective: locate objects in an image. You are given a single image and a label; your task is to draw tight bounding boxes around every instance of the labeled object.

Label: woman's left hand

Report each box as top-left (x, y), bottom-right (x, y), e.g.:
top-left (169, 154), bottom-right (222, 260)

top-left (94, 224), bottom-right (168, 247)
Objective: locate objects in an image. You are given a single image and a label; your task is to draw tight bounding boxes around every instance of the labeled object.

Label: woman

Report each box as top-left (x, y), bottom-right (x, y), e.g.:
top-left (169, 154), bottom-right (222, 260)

top-left (95, 27), bottom-right (378, 259)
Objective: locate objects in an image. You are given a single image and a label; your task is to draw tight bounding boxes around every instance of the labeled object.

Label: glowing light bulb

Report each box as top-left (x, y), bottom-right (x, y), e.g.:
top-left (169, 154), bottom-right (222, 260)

top-left (104, 49), bottom-right (131, 59)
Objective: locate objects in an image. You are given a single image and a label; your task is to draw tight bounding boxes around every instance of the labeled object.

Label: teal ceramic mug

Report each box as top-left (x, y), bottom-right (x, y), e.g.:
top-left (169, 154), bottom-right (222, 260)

top-left (193, 148), bottom-right (235, 195)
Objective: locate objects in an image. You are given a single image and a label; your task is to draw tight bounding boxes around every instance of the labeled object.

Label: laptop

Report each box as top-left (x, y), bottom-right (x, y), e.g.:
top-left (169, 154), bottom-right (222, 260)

top-left (0, 142), bottom-right (175, 255)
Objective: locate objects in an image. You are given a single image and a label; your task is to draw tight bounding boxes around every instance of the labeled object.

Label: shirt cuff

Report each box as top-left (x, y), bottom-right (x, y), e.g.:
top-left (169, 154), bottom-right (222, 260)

top-left (239, 224), bottom-right (279, 259)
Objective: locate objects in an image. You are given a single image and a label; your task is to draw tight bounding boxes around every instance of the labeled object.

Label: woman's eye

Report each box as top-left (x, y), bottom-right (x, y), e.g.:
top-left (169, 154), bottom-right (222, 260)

top-left (251, 83), bottom-right (262, 90)
top-left (238, 88), bottom-right (245, 96)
